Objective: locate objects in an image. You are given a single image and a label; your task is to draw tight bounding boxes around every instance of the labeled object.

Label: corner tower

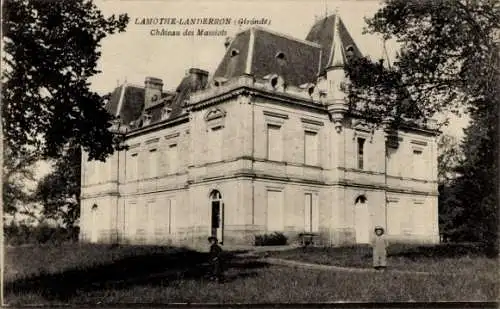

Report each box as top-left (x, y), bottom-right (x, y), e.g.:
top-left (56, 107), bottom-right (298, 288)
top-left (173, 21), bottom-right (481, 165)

top-left (306, 14), bottom-right (362, 132)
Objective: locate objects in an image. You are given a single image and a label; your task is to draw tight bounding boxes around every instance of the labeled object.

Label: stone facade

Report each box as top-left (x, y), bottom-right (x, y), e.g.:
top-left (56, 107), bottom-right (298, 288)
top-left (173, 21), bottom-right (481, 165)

top-left (80, 14), bottom-right (440, 247)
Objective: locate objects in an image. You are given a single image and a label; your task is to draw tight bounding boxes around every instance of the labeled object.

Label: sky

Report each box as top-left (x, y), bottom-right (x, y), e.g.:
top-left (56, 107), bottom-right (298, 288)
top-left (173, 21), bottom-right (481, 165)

top-left (33, 0), bottom-right (468, 179)
top-left (91, 0), bottom-right (396, 92)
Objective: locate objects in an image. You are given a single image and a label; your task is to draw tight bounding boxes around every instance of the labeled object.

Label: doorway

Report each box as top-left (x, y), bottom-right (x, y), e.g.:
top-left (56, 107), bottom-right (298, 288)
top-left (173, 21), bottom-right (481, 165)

top-left (354, 195), bottom-right (370, 244)
top-left (210, 190), bottom-right (224, 244)
top-left (90, 204), bottom-right (98, 243)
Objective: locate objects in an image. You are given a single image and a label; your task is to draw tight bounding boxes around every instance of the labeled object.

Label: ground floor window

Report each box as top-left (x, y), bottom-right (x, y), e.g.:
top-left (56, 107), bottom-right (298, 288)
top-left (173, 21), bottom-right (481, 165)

top-left (304, 193), bottom-right (319, 232)
top-left (266, 190), bottom-right (284, 232)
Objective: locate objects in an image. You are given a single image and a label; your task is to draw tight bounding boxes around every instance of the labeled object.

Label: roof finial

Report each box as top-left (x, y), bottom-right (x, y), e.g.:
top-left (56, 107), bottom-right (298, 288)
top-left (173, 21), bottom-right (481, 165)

top-left (324, 0), bottom-right (328, 18)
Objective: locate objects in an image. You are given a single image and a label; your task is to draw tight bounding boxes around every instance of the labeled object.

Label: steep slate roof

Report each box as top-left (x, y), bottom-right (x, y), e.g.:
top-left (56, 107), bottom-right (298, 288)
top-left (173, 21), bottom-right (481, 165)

top-left (104, 85), bottom-right (167, 125)
top-left (104, 84), bottom-right (144, 125)
top-left (104, 85), bottom-right (123, 116)
top-left (214, 27), bottom-right (322, 86)
top-left (105, 14), bottom-right (364, 129)
top-left (104, 71), bottom-right (208, 127)
top-left (170, 69), bottom-right (208, 119)
top-left (305, 14), bottom-right (363, 71)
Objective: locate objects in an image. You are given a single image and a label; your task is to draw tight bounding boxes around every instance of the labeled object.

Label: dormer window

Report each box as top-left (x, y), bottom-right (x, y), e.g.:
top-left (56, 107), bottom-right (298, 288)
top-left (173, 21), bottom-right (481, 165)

top-left (300, 83), bottom-right (315, 97)
top-left (264, 74), bottom-right (286, 91)
top-left (345, 45), bottom-right (355, 58)
top-left (271, 76), bottom-right (278, 88)
top-left (231, 49), bottom-right (239, 57)
top-left (213, 77), bottom-right (228, 87)
top-left (161, 106), bottom-right (172, 120)
top-left (276, 51), bottom-right (286, 60)
top-left (142, 113), bottom-right (152, 126)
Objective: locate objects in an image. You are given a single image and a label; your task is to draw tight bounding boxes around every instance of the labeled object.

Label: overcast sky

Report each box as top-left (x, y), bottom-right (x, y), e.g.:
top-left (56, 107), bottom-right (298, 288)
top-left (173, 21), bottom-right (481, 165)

top-left (91, 0), bottom-right (395, 93)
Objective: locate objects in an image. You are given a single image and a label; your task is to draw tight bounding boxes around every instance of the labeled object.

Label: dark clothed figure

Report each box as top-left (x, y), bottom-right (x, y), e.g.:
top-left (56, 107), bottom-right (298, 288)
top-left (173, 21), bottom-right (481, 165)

top-left (208, 236), bottom-right (224, 282)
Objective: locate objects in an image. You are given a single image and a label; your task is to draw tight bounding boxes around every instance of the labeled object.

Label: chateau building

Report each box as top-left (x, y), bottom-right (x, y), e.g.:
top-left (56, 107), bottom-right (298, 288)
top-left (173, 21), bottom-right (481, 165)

top-left (80, 14), bottom-right (440, 246)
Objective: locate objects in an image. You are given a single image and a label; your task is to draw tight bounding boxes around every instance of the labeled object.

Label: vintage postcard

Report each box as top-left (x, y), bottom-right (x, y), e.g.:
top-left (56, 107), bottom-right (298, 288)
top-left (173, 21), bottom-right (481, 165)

top-left (3, 0), bottom-right (498, 306)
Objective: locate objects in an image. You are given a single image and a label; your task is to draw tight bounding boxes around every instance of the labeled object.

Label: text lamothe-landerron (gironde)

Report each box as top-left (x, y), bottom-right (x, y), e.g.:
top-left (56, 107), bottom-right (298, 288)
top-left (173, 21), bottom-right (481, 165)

top-left (135, 17), bottom-right (270, 26)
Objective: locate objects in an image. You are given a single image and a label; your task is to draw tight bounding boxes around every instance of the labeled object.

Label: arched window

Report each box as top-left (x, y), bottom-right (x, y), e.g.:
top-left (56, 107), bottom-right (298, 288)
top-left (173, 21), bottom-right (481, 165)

top-left (354, 194), bottom-right (370, 244)
top-left (355, 194), bottom-right (367, 204)
top-left (231, 49), bottom-right (239, 57)
top-left (276, 51), bottom-right (286, 61)
top-left (210, 190), bottom-right (222, 200)
top-left (210, 190), bottom-right (223, 243)
top-left (90, 204), bottom-right (99, 243)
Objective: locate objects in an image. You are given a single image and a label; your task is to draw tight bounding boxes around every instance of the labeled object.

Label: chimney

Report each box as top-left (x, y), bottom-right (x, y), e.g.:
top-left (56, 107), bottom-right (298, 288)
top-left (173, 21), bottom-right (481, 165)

top-left (144, 76), bottom-right (163, 107)
top-left (188, 68), bottom-right (209, 89)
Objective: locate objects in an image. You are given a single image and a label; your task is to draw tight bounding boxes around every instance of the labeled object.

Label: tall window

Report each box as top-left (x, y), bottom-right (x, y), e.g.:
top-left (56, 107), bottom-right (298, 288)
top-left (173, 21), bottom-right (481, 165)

top-left (386, 146), bottom-right (398, 176)
top-left (90, 204), bottom-right (98, 243)
top-left (167, 144), bottom-right (178, 174)
top-left (266, 190), bottom-right (284, 231)
top-left (267, 124), bottom-right (283, 161)
top-left (304, 131), bottom-right (319, 166)
top-left (146, 201), bottom-right (156, 242)
top-left (304, 193), bottom-right (319, 232)
top-left (136, 202), bottom-right (149, 240)
top-left (208, 126), bottom-right (223, 162)
top-left (412, 149), bottom-right (423, 179)
top-left (148, 149), bottom-right (158, 178)
top-left (127, 153), bottom-right (139, 181)
top-left (126, 201), bottom-right (137, 239)
top-left (357, 138), bottom-right (365, 170)
top-left (167, 199), bottom-right (176, 234)
top-left (412, 201), bottom-right (426, 235)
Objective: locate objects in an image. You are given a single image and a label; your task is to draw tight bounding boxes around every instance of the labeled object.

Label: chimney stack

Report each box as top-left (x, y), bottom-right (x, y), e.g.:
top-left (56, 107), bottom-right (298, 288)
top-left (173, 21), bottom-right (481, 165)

top-left (144, 76), bottom-right (163, 107)
top-left (188, 68), bottom-right (209, 89)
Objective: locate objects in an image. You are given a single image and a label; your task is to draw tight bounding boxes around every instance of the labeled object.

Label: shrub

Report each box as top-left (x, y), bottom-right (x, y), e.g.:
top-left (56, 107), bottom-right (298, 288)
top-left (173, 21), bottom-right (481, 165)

top-left (255, 232), bottom-right (288, 246)
top-left (5, 223), bottom-right (80, 246)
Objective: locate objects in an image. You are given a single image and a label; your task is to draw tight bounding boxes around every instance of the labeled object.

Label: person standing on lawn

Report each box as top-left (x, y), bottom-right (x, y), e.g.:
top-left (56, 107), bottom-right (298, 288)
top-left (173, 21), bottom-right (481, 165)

top-left (208, 236), bottom-right (224, 282)
top-left (373, 226), bottom-right (388, 270)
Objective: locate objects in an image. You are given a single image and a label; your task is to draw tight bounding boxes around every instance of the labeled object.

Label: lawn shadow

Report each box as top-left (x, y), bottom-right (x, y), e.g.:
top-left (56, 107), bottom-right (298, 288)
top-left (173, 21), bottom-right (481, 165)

top-left (6, 246), bottom-right (269, 302)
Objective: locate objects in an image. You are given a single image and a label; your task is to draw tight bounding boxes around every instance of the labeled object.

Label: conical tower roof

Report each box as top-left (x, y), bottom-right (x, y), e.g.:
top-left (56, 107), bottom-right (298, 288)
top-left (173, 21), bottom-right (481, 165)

top-left (305, 14), bottom-right (363, 72)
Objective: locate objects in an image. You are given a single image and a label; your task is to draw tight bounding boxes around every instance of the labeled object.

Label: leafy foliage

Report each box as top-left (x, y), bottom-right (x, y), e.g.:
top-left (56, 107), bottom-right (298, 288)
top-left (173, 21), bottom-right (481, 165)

top-left (349, 0), bottom-right (499, 254)
top-left (437, 134), bottom-right (463, 184)
top-left (254, 232), bottom-right (288, 246)
top-left (2, 0), bottom-right (129, 161)
top-left (5, 222), bottom-right (79, 246)
top-left (345, 0), bottom-right (499, 126)
top-left (34, 145), bottom-right (81, 228)
top-left (3, 146), bottom-right (38, 216)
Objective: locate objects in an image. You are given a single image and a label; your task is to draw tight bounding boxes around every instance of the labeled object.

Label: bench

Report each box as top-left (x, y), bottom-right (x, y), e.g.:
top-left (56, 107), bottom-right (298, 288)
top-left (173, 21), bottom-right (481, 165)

top-left (298, 233), bottom-right (320, 247)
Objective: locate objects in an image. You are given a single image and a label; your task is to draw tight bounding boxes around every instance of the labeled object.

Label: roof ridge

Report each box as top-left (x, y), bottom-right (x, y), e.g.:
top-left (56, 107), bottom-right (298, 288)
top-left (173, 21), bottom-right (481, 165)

top-left (115, 82), bottom-right (127, 117)
top-left (245, 28), bottom-right (255, 75)
top-left (252, 26), bottom-right (322, 48)
top-left (126, 83), bottom-right (144, 89)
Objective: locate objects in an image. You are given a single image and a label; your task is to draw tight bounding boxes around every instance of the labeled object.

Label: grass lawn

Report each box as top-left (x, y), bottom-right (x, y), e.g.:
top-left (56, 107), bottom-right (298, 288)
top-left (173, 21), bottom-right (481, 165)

top-left (5, 243), bottom-right (499, 304)
top-left (262, 243), bottom-right (499, 274)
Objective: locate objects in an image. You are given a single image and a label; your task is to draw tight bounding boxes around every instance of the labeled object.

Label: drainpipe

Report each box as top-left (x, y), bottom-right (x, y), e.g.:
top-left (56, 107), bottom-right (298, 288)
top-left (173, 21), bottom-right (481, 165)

top-left (251, 95), bottom-right (255, 227)
top-left (382, 118), bottom-right (392, 233)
